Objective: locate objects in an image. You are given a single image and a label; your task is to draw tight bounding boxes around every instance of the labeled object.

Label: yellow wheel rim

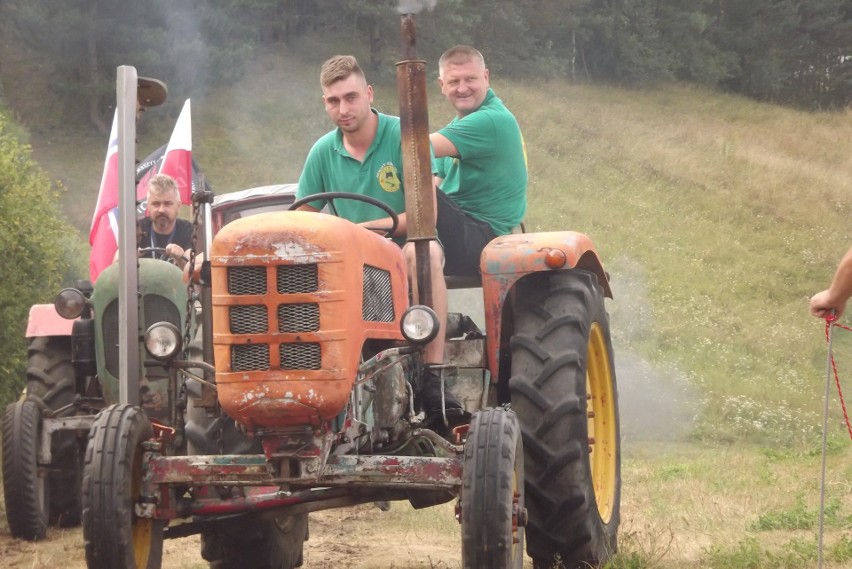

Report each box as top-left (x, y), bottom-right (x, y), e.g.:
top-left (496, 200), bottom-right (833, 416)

top-left (586, 322), bottom-right (617, 523)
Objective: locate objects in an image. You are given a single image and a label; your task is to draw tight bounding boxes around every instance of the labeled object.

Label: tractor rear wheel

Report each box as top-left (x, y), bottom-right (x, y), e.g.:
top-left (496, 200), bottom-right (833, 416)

top-left (2, 400), bottom-right (49, 540)
top-left (460, 407), bottom-right (525, 569)
top-left (185, 336), bottom-right (308, 569)
top-left (200, 513), bottom-right (308, 569)
top-left (82, 404), bottom-right (164, 569)
top-left (24, 336), bottom-right (83, 528)
top-left (509, 270), bottom-right (620, 568)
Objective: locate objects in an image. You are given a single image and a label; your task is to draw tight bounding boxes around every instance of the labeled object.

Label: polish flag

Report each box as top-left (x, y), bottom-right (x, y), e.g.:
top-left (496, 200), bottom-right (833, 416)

top-left (158, 99), bottom-right (193, 204)
top-left (88, 111), bottom-right (120, 282)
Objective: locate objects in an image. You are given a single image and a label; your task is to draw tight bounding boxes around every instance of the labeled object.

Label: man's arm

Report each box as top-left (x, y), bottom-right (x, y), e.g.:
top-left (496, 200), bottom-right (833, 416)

top-left (810, 247), bottom-right (852, 318)
top-left (430, 132), bottom-right (458, 159)
top-left (360, 212), bottom-right (408, 237)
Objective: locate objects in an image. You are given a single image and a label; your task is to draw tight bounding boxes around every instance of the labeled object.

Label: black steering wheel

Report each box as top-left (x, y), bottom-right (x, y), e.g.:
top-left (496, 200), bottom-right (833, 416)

top-left (137, 247), bottom-right (177, 265)
top-left (289, 192), bottom-right (400, 238)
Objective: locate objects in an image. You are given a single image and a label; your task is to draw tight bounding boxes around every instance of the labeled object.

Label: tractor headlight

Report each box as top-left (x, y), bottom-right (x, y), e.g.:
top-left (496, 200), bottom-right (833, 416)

top-left (144, 323), bottom-right (182, 360)
top-left (54, 288), bottom-right (87, 319)
top-left (401, 305), bottom-right (440, 345)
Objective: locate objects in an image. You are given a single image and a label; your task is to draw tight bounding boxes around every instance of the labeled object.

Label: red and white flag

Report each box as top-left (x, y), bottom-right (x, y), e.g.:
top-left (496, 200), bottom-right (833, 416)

top-left (159, 99), bottom-right (193, 204)
top-left (88, 111), bottom-right (120, 282)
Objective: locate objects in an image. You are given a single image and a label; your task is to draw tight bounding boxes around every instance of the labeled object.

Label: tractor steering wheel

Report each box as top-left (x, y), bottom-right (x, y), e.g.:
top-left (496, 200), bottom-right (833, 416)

top-left (137, 247), bottom-right (177, 265)
top-left (289, 192), bottom-right (400, 238)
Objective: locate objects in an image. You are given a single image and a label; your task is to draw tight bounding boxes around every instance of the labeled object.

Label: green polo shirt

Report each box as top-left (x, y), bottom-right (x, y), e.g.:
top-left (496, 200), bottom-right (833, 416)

top-left (437, 89), bottom-right (527, 236)
top-left (297, 110), bottom-right (407, 223)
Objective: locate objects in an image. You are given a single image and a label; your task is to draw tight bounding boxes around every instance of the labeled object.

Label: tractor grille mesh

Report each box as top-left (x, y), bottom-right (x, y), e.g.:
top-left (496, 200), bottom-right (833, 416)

top-left (278, 304), bottom-right (319, 333)
top-left (280, 343), bottom-right (321, 370)
top-left (228, 266), bottom-right (266, 295)
top-left (362, 265), bottom-right (394, 322)
top-left (229, 305), bottom-right (268, 334)
top-left (277, 264), bottom-right (318, 294)
top-left (231, 344), bottom-right (270, 371)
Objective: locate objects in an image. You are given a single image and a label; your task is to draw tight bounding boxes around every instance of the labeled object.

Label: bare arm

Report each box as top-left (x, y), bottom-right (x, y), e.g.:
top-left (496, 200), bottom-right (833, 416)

top-left (430, 132), bottom-right (458, 158)
top-left (810, 247), bottom-right (852, 318)
top-left (360, 212), bottom-right (408, 238)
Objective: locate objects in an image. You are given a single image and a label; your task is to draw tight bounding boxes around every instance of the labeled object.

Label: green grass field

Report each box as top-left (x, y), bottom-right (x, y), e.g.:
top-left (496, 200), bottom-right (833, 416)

top-left (7, 45), bottom-right (852, 567)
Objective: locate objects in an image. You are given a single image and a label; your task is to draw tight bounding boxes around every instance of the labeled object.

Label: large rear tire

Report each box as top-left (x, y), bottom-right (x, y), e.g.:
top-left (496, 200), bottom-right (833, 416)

top-left (509, 270), bottom-right (620, 568)
top-left (186, 335), bottom-right (308, 569)
top-left (460, 407), bottom-right (525, 569)
top-left (200, 513), bottom-right (308, 569)
top-left (82, 404), bottom-right (164, 569)
top-left (2, 400), bottom-right (49, 540)
top-left (25, 336), bottom-right (83, 527)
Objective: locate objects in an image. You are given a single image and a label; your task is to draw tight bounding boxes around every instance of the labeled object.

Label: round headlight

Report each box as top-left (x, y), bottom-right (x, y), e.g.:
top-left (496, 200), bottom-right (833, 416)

top-left (54, 288), bottom-right (87, 319)
top-left (401, 305), bottom-right (440, 345)
top-left (144, 323), bottom-right (182, 360)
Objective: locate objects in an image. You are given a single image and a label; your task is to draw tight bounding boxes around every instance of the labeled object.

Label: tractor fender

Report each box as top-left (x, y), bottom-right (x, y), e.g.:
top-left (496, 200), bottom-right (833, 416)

top-left (25, 304), bottom-right (74, 338)
top-left (479, 231), bottom-right (612, 380)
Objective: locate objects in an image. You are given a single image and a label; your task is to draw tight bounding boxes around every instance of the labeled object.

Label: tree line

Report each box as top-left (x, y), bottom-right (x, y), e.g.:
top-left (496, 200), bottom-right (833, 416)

top-left (2, 0), bottom-right (851, 133)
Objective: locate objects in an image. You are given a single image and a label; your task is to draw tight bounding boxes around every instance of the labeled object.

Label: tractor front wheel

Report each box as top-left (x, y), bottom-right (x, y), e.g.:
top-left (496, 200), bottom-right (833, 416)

top-left (509, 270), bottom-right (620, 568)
top-left (460, 406), bottom-right (525, 569)
top-left (82, 404), bottom-right (164, 569)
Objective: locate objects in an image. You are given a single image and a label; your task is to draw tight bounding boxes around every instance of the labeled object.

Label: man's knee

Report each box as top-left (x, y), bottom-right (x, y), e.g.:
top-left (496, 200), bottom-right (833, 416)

top-left (403, 240), bottom-right (444, 268)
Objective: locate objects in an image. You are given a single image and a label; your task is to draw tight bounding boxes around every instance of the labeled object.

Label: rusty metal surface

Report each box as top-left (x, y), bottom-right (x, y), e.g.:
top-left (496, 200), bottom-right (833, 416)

top-left (480, 231), bottom-right (612, 379)
top-left (397, 13), bottom-right (436, 310)
top-left (147, 453), bottom-right (462, 490)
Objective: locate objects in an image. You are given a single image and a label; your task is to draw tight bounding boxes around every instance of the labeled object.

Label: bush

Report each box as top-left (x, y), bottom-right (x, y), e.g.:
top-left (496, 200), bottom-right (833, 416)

top-left (0, 109), bottom-right (77, 408)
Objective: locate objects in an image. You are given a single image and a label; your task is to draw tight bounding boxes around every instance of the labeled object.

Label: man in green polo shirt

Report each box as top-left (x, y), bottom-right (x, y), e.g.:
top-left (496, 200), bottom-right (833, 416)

top-left (297, 55), bottom-right (463, 421)
top-left (429, 44), bottom-right (528, 276)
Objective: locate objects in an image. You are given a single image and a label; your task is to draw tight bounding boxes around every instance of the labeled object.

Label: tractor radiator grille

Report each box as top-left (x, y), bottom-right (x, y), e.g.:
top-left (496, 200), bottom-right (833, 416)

top-left (362, 265), bottom-right (394, 322)
top-left (280, 343), bottom-right (321, 370)
top-left (225, 264), bottom-right (322, 372)
top-left (228, 266), bottom-right (266, 295)
top-left (229, 305), bottom-right (268, 334)
top-left (231, 343), bottom-right (270, 372)
top-left (277, 264), bottom-right (318, 293)
top-left (278, 303), bottom-right (319, 333)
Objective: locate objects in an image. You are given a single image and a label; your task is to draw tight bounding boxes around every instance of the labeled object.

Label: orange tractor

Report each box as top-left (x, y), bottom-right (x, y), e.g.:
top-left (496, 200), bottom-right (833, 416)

top-left (72, 13), bottom-right (620, 569)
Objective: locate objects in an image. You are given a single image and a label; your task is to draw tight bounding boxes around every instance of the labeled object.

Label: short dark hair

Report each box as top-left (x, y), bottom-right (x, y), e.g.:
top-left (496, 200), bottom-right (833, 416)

top-left (320, 55), bottom-right (367, 89)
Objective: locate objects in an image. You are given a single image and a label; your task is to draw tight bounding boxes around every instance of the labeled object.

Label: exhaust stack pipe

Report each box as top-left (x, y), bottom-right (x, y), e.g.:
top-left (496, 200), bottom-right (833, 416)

top-left (396, 13), bottom-right (435, 307)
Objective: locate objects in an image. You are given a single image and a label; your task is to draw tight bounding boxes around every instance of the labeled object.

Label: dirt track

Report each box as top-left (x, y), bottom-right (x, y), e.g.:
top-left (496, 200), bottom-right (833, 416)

top-left (1, 501), bottom-right (530, 568)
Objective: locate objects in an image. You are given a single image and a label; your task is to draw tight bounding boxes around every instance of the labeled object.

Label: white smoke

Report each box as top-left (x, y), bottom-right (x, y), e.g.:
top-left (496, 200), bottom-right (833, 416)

top-left (397, 0), bottom-right (438, 15)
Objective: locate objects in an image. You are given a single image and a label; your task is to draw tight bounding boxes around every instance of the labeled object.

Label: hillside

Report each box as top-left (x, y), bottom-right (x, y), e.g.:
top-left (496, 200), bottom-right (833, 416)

top-left (7, 46), bottom-right (852, 447)
top-left (8, 42), bottom-right (852, 568)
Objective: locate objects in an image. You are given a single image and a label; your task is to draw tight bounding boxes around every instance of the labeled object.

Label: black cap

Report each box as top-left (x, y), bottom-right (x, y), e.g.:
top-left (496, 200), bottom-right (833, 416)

top-left (137, 77), bottom-right (168, 108)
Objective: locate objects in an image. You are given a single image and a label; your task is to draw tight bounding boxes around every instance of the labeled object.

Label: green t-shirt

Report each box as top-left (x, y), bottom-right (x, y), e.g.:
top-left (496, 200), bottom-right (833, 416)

top-left (297, 110), bottom-right (406, 223)
top-left (437, 89), bottom-right (527, 236)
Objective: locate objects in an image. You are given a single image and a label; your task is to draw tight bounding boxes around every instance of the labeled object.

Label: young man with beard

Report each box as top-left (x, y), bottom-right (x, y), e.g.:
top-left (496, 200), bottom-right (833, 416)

top-left (138, 173), bottom-right (194, 268)
top-left (297, 55), bottom-right (464, 420)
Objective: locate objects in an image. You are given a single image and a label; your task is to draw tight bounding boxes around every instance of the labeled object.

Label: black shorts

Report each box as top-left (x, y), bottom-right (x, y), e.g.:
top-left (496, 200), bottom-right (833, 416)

top-left (436, 191), bottom-right (497, 277)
